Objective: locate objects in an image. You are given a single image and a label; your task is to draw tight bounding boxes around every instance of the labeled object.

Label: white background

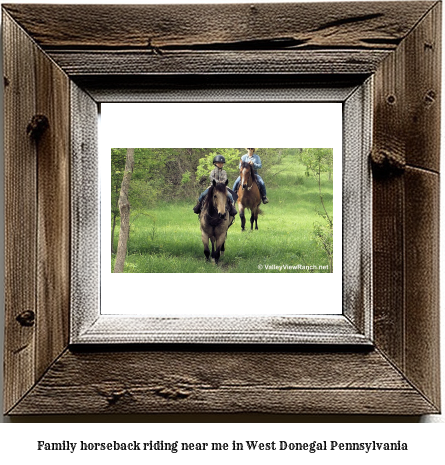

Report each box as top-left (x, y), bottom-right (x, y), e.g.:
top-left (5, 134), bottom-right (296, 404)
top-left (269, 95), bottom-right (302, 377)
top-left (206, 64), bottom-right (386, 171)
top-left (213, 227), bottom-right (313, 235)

top-left (0, 0), bottom-right (444, 458)
top-left (100, 103), bottom-right (343, 316)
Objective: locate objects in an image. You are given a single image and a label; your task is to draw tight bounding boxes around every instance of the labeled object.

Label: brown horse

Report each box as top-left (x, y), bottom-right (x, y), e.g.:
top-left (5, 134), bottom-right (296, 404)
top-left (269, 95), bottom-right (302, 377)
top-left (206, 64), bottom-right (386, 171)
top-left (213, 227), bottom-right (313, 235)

top-left (237, 161), bottom-right (262, 231)
top-left (200, 179), bottom-right (235, 264)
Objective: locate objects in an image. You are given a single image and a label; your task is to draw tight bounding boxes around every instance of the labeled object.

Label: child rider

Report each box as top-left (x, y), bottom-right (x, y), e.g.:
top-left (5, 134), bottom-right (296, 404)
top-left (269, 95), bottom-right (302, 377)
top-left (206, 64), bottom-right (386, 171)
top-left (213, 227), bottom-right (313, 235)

top-left (193, 154), bottom-right (237, 216)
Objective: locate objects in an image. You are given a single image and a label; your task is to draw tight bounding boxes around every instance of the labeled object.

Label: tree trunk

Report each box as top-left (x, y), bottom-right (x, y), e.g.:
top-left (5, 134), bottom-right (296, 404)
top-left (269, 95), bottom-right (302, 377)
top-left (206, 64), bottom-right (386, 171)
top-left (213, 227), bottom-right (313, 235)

top-left (114, 148), bottom-right (134, 273)
top-left (111, 213), bottom-right (117, 253)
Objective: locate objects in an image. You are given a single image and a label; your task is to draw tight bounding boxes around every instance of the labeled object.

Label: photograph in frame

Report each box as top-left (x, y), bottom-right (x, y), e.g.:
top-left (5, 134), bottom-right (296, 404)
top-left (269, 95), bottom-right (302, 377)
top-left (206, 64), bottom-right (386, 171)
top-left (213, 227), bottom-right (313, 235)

top-left (109, 147), bottom-right (335, 274)
top-left (100, 102), bottom-right (343, 318)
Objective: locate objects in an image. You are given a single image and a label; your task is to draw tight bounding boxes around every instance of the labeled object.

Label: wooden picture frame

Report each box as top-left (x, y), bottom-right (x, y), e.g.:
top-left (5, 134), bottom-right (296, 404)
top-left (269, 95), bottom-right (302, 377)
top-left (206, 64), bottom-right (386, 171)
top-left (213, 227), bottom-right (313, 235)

top-left (2, 2), bottom-right (441, 415)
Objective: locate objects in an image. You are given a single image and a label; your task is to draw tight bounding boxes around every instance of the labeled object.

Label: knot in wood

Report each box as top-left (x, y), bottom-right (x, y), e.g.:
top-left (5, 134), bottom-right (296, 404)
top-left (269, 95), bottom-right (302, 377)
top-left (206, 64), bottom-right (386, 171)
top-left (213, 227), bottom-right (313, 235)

top-left (95, 384), bottom-right (130, 405)
top-left (105, 390), bottom-right (128, 405)
top-left (16, 310), bottom-right (35, 327)
top-left (424, 90), bottom-right (436, 105)
top-left (27, 114), bottom-right (49, 140)
top-left (370, 149), bottom-right (405, 177)
top-left (154, 386), bottom-right (191, 400)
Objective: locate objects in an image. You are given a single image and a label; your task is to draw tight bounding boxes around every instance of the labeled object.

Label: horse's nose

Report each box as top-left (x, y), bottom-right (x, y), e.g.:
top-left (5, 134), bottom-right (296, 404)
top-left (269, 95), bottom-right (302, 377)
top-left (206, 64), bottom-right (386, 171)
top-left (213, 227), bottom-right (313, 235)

top-left (219, 212), bottom-right (225, 219)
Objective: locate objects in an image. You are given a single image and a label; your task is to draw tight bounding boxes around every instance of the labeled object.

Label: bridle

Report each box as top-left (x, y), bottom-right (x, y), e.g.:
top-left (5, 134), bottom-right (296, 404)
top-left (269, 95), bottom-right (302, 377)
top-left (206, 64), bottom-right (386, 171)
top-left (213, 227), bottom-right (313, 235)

top-left (241, 165), bottom-right (253, 191)
top-left (210, 188), bottom-right (228, 220)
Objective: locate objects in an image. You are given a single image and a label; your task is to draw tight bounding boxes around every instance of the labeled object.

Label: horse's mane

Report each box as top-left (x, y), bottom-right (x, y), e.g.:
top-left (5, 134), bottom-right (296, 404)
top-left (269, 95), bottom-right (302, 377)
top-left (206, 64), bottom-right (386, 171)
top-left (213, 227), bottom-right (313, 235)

top-left (240, 161), bottom-right (257, 182)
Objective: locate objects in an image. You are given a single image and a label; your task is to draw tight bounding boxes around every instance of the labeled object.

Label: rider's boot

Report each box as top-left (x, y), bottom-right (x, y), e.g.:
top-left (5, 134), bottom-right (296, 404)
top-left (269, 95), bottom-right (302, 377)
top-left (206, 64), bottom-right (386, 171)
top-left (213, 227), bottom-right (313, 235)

top-left (229, 201), bottom-right (237, 217)
top-left (257, 180), bottom-right (269, 204)
top-left (260, 184), bottom-right (269, 204)
top-left (193, 200), bottom-right (202, 214)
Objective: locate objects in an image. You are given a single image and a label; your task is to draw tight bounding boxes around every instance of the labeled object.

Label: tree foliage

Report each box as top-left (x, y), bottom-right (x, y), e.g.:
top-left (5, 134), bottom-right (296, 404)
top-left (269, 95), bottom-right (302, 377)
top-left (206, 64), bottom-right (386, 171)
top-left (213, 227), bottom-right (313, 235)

top-left (299, 148), bottom-right (334, 272)
top-left (300, 148), bottom-right (333, 179)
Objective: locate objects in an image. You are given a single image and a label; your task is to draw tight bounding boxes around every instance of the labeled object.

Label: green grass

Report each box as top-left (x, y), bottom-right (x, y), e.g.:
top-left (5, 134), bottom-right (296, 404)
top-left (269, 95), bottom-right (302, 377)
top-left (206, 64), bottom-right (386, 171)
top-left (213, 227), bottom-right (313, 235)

top-left (112, 154), bottom-right (333, 273)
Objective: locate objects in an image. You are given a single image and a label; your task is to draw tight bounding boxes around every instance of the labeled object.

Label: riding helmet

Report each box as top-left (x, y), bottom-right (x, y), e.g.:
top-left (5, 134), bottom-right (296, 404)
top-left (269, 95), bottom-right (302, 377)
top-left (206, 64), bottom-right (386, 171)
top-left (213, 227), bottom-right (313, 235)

top-left (213, 155), bottom-right (226, 164)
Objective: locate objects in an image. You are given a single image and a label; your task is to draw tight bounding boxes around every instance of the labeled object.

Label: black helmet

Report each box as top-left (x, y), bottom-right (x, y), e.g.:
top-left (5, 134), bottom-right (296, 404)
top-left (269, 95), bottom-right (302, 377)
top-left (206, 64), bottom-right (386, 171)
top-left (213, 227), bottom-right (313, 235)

top-left (213, 155), bottom-right (226, 164)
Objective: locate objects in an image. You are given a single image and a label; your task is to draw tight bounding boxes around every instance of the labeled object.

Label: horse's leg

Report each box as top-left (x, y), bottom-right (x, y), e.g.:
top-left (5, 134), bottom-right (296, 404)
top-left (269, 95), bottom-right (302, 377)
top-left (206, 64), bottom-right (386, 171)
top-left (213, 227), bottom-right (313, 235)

top-left (221, 240), bottom-right (225, 255)
top-left (213, 233), bottom-right (227, 265)
top-left (254, 206), bottom-right (259, 230)
top-left (240, 213), bottom-right (246, 231)
top-left (250, 210), bottom-right (255, 230)
top-left (238, 202), bottom-right (246, 231)
top-left (201, 231), bottom-right (210, 260)
top-left (210, 237), bottom-right (216, 262)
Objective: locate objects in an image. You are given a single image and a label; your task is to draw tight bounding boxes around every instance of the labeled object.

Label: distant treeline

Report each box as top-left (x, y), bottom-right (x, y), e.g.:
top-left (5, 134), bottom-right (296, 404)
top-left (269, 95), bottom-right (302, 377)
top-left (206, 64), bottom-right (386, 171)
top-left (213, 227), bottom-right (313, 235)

top-left (111, 148), bottom-right (304, 210)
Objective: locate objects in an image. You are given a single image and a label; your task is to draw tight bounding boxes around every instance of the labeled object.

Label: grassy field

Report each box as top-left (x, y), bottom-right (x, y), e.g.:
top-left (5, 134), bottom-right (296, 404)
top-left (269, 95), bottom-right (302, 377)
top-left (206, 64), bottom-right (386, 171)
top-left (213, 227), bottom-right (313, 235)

top-left (111, 153), bottom-right (333, 273)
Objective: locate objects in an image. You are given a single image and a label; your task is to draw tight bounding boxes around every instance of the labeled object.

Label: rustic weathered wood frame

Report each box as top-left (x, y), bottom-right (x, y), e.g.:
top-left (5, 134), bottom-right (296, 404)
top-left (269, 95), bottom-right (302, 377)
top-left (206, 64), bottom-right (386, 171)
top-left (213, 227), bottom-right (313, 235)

top-left (3, 2), bottom-right (441, 415)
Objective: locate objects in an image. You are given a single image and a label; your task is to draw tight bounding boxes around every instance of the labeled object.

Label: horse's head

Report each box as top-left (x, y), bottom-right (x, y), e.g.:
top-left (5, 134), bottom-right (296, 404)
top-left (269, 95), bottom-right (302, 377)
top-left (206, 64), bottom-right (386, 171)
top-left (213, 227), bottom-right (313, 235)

top-left (240, 161), bottom-right (253, 190)
top-left (212, 179), bottom-right (228, 219)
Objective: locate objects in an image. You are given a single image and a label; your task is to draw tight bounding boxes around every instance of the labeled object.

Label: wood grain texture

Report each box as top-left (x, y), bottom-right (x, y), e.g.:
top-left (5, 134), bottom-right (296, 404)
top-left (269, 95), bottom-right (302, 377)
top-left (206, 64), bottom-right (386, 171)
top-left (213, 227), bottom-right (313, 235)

top-left (404, 168), bottom-right (440, 408)
top-left (372, 3), bottom-right (441, 411)
top-left (3, 11), bottom-right (71, 413)
top-left (3, 2), bottom-right (433, 80)
top-left (75, 75), bottom-right (366, 103)
top-left (342, 81), bottom-right (372, 336)
top-left (3, 12), bottom-right (38, 414)
top-left (372, 2), bottom-right (441, 172)
top-left (372, 175), bottom-right (405, 369)
top-left (372, 8), bottom-right (408, 372)
top-left (2, 2), bottom-right (435, 49)
top-left (35, 41), bottom-right (71, 380)
top-left (70, 83), bottom-right (100, 339)
top-left (404, 2), bottom-right (441, 172)
top-left (47, 50), bottom-right (390, 77)
top-left (74, 316), bottom-right (370, 345)
top-left (8, 349), bottom-right (437, 415)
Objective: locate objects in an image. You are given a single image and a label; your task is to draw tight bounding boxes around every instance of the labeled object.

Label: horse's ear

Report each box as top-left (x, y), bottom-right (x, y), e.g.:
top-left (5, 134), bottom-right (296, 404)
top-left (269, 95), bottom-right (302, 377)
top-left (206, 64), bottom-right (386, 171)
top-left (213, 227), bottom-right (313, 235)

top-left (212, 179), bottom-right (216, 186)
top-left (225, 179), bottom-right (228, 186)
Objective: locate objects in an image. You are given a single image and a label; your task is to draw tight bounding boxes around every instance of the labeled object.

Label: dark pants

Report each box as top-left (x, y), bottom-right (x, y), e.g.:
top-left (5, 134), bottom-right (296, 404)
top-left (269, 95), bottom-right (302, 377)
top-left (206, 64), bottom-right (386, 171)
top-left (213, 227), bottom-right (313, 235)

top-left (233, 175), bottom-right (266, 198)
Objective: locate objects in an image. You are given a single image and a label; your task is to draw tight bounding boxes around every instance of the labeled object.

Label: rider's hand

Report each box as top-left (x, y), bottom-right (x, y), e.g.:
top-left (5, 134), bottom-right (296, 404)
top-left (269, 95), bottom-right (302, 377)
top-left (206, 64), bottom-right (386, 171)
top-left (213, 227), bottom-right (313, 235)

top-left (249, 160), bottom-right (254, 165)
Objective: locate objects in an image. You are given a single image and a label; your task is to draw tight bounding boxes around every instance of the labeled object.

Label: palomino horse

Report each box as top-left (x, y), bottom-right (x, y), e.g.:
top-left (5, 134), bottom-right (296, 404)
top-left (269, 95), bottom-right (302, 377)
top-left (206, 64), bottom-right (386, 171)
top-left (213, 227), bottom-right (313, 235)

top-left (200, 179), bottom-right (235, 264)
top-left (237, 161), bottom-right (262, 231)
